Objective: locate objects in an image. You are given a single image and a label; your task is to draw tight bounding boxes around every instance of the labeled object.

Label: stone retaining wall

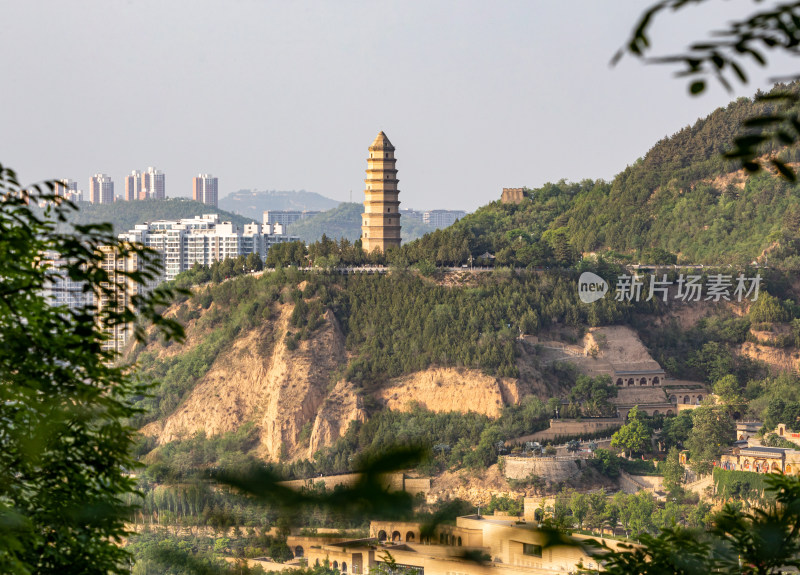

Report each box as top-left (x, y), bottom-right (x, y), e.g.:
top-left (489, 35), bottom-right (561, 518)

top-left (279, 473), bottom-right (431, 495)
top-left (502, 456), bottom-right (580, 483)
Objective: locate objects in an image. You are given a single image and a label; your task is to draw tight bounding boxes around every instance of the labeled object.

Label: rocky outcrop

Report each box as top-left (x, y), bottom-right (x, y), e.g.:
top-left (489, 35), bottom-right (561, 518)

top-left (308, 379), bottom-right (367, 457)
top-left (140, 302), bottom-right (548, 462)
top-left (257, 308), bottom-right (347, 458)
top-left (375, 368), bottom-right (531, 417)
top-left (737, 342), bottom-right (800, 374)
top-left (141, 304), bottom-right (348, 461)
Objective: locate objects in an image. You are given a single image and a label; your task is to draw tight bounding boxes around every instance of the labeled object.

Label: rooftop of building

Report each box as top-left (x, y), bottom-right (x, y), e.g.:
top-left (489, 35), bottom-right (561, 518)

top-left (609, 362), bottom-right (664, 374)
top-left (739, 446), bottom-right (797, 455)
top-left (369, 131), bottom-right (395, 151)
top-left (737, 421), bottom-right (763, 430)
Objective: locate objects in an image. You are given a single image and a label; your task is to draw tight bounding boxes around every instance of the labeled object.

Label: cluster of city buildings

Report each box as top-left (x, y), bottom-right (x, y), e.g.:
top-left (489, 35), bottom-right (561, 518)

top-left (52, 170), bottom-right (219, 207)
top-left (43, 212), bottom-right (298, 353)
top-left (124, 167), bottom-right (165, 201)
top-left (41, 247), bottom-right (150, 353)
top-left (118, 213), bottom-right (298, 281)
top-left (41, 132), bottom-right (467, 353)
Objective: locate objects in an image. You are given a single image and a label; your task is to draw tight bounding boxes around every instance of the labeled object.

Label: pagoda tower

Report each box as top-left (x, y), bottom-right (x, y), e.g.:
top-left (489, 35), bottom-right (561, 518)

top-left (361, 131), bottom-right (401, 252)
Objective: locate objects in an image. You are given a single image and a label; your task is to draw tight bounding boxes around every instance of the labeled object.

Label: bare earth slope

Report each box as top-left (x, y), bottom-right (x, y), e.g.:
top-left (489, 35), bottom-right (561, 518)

top-left (142, 304), bottom-right (348, 460)
top-left (140, 298), bottom-right (551, 462)
top-left (376, 368), bottom-right (531, 417)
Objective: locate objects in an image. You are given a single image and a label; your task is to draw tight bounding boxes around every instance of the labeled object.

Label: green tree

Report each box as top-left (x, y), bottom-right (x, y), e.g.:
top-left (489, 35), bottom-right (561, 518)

top-left (713, 374), bottom-right (747, 415)
top-left (750, 292), bottom-right (790, 324)
top-left (591, 449), bottom-right (621, 478)
top-left (689, 342), bottom-right (736, 385)
top-left (0, 166), bottom-right (183, 574)
top-left (660, 411), bottom-right (693, 451)
top-left (612, 491), bottom-right (633, 539)
top-left (585, 490), bottom-right (607, 535)
top-left (662, 447), bottom-right (685, 497)
top-left (568, 375), bottom-right (618, 417)
top-left (599, 475), bottom-right (800, 575)
top-left (244, 251), bottom-right (263, 272)
top-left (686, 405), bottom-right (735, 475)
top-left (569, 492), bottom-right (590, 531)
top-left (611, 407), bottom-right (652, 456)
top-left (550, 492), bottom-right (573, 530)
top-left (628, 492), bottom-right (657, 539)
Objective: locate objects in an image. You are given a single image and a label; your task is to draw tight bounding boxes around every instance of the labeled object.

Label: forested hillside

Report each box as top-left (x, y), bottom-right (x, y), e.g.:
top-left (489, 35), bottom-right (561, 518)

top-left (134, 267), bottom-right (649, 430)
top-left (420, 83), bottom-right (800, 268)
top-left (134, 263), bottom-right (800, 477)
top-left (57, 198), bottom-right (252, 233)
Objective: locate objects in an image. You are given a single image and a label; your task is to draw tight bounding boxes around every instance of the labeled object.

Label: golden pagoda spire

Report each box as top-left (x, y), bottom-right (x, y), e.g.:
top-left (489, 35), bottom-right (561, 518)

top-left (361, 131), bottom-right (401, 252)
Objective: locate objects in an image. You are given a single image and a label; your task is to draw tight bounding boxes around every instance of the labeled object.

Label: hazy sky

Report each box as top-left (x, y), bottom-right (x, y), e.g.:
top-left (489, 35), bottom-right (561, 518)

top-left (1, 1), bottom-right (796, 211)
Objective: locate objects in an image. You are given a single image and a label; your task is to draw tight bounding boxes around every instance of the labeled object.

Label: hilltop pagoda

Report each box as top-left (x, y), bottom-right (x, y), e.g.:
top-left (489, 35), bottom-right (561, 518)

top-left (361, 131), bottom-right (401, 252)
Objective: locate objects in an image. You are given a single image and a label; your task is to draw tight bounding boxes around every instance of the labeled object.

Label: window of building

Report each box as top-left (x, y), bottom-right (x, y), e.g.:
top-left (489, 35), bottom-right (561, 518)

top-left (523, 544), bottom-right (542, 557)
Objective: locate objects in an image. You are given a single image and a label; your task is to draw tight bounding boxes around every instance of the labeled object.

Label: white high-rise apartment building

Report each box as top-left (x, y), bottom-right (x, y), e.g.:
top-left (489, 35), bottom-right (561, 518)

top-left (262, 210), bottom-right (320, 230)
top-left (423, 209), bottom-right (467, 228)
top-left (41, 252), bottom-right (93, 311)
top-left (89, 174), bottom-right (114, 204)
top-left (192, 174), bottom-right (218, 207)
top-left (142, 166), bottom-right (165, 199)
top-left (97, 246), bottom-right (151, 353)
top-left (125, 171), bottom-right (141, 201)
top-left (125, 167), bottom-right (165, 200)
top-left (118, 214), bottom-right (299, 281)
top-left (41, 248), bottom-right (150, 354)
top-left (54, 179), bottom-right (83, 203)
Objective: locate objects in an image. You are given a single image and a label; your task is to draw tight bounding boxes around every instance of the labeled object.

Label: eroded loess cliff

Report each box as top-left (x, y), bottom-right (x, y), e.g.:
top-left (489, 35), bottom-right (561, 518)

top-left (375, 368), bottom-right (531, 418)
top-left (141, 304), bottom-right (350, 461)
top-left (138, 294), bottom-right (550, 462)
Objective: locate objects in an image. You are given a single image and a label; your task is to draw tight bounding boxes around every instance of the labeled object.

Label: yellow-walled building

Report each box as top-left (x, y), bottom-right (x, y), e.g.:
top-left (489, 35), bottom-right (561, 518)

top-left (289, 515), bottom-right (619, 575)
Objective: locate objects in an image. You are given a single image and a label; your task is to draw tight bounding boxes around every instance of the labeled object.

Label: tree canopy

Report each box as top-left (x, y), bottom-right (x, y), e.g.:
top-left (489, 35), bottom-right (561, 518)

top-left (0, 166), bottom-right (184, 573)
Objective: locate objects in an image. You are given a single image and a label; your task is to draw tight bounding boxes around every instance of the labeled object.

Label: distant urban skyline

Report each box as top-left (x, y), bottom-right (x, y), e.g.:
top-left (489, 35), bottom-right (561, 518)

top-left (3, 1), bottom-right (797, 212)
top-left (64, 167), bottom-right (470, 212)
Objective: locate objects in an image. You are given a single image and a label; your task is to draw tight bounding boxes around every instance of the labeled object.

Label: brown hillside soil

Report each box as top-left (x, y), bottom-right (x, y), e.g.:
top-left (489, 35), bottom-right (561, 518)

top-left (137, 295), bottom-right (568, 463)
top-left (737, 342), bottom-right (800, 374)
top-left (139, 298), bottom-right (554, 462)
top-left (429, 465), bottom-right (517, 505)
top-left (307, 378), bottom-right (367, 458)
top-left (141, 303), bottom-right (348, 461)
top-left (375, 368), bottom-right (531, 418)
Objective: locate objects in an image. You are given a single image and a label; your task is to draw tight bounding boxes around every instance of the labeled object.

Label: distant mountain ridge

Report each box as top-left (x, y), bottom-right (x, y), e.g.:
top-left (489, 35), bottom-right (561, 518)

top-left (220, 189), bottom-right (340, 220)
top-left (289, 202), bottom-right (439, 243)
top-left (57, 198), bottom-right (253, 234)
